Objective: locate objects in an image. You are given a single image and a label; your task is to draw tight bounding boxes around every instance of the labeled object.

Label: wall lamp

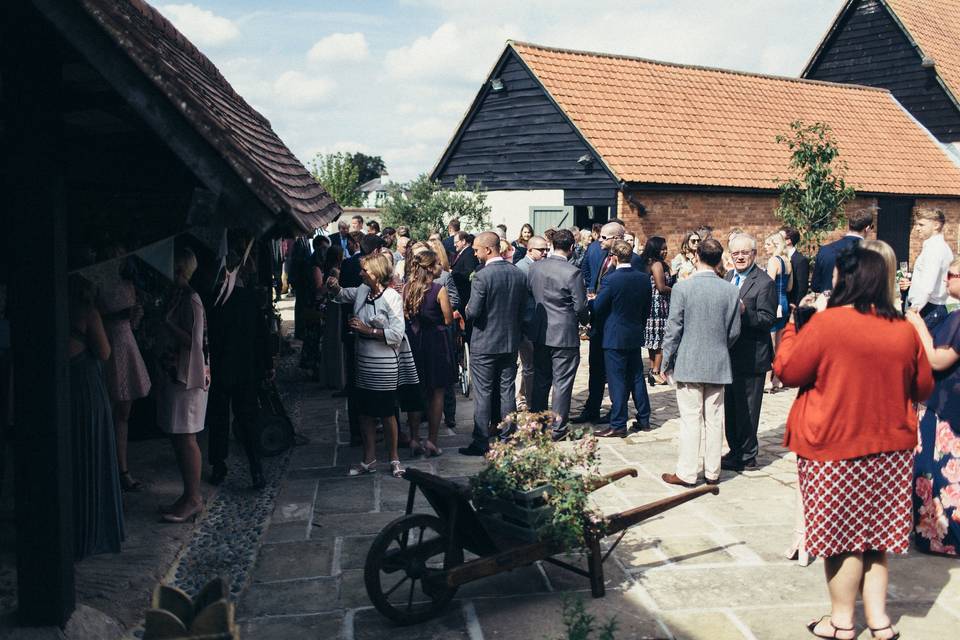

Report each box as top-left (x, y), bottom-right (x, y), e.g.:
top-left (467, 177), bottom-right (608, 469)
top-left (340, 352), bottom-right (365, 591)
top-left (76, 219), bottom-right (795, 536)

top-left (577, 154), bottom-right (593, 168)
top-left (490, 77), bottom-right (505, 92)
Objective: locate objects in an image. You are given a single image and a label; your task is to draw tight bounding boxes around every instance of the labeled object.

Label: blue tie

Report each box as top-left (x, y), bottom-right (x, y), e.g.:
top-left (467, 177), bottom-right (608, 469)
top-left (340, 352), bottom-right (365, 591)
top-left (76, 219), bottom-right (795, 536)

top-left (735, 273), bottom-right (741, 287)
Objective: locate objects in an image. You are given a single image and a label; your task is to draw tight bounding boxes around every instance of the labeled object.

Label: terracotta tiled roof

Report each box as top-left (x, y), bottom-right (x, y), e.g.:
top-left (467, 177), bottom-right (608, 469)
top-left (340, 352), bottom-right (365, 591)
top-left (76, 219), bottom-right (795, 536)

top-left (885, 0), bottom-right (960, 104)
top-left (78, 0), bottom-right (341, 231)
top-left (510, 41), bottom-right (960, 196)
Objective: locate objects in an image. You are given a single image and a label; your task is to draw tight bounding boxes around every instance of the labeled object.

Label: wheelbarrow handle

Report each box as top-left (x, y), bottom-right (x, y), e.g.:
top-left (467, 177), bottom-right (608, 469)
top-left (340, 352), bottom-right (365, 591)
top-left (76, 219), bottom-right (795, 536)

top-left (586, 468), bottom-right (638, 492)
top-left (604, 484), bottom-right (719, 534)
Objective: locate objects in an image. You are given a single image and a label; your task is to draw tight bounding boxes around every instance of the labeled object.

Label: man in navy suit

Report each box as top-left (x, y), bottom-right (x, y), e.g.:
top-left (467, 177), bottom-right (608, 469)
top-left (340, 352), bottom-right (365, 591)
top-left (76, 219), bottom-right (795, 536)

top-left (781, 226), bottom-right (809, 307)
top-left (572, 220), bottom-right (644, 424)
top-left (591, 240), bottom-right (652, 436)
top-left (810, 208), bottom-right (873, 293)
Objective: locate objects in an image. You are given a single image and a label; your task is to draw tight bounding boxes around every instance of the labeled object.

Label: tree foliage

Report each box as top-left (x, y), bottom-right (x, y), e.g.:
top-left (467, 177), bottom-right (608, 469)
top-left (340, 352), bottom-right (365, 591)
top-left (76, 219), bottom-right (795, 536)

top-left (380, 174), bottom-right (491, 239)
top-left (309, 152), bottom-right (362, 207)
top-left (774, 121), bottom-right (856, 253)
top-left (349, 152), bottom-right (387, 185)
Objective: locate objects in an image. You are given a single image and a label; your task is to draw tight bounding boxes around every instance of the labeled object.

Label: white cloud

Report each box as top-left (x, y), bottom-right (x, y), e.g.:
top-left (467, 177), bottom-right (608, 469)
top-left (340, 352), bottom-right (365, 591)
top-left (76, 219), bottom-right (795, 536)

top-left (159, 4), bottom-right (240, 47)
top-left (307, 32), bottom-right (370, 63)
top-left (384, 22), bottom-right (520, 83)
top-left (400, 117), bottom-right (453, 140)
top-left (272, 71), bottom-right (336, 108)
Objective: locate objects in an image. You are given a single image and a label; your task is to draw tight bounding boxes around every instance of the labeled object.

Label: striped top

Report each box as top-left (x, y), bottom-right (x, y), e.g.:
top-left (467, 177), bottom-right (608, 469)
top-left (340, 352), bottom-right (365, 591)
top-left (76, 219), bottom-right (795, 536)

top-left (334, 285), bottom-right (418, 391)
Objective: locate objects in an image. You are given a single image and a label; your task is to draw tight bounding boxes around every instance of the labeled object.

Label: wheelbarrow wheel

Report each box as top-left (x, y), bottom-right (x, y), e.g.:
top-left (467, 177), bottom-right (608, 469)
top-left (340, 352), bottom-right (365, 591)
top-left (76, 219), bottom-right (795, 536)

top-left (364, 513), bottom-right (463, 625)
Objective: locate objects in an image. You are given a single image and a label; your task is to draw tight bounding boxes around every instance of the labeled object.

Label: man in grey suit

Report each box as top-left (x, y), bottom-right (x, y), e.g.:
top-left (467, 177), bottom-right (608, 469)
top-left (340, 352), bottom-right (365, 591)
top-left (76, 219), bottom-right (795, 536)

top-left (515, 235), bottom-right (549, 410)
top-left (526, 230), bottom-right (588, 437)
top-left (460, 231), bottom-right (528, 456)
top-left (660, 239), bottom-right (741, 487)
top-left (723, 233), bottom-right (778, 471)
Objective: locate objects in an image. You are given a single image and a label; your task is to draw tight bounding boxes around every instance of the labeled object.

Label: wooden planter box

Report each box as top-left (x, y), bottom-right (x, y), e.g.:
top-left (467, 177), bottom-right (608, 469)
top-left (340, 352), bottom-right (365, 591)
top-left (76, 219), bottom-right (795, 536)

top-left (476, 485), bottom-right (554, 543)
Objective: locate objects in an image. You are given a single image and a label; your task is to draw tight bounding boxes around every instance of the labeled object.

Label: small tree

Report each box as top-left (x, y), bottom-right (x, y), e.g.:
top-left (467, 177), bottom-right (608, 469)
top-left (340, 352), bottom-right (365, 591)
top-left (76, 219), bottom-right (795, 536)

top-left (349, 152), bottom-right (387, 185)
top-left (774, 120), bottom-right (856, 253)
top-left (380, 174), bottom-right (491, 239)
top-left (309, 152), bottom-right (362, 207)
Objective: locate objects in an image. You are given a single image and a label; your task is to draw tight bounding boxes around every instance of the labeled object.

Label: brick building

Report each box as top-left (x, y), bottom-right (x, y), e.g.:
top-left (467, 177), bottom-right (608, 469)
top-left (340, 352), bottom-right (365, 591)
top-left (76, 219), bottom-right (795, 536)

top-left (432, 40), bottom-right (960, 262)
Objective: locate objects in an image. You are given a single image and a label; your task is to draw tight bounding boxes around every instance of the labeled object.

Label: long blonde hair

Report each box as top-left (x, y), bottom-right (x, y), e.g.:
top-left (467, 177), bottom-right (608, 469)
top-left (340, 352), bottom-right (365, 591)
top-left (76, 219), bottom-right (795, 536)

top-left (861, 239), bottom-right (900, 308)
top-left (764, 231), bottom-right (787, 258)
top-left (428, 238), bottom-right (450, 270)
top-left (403, 250), bottom-right (438, 319)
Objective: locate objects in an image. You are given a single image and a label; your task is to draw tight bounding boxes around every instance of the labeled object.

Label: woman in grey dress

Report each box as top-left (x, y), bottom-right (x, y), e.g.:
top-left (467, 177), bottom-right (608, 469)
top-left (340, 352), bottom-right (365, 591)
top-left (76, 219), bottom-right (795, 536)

top-left (68, 275), bottom-right (124, 559)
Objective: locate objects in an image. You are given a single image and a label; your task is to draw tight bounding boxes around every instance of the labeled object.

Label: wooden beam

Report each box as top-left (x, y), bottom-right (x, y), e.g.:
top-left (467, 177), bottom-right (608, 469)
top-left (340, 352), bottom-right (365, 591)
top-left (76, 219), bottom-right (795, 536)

top-left (2, 0), bottom-right (75, 626)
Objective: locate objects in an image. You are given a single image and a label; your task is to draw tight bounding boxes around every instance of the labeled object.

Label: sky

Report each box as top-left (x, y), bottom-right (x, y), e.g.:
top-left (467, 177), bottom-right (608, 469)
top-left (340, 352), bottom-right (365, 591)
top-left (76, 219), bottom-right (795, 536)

top-left (157, 0), bottom-right (847, 183)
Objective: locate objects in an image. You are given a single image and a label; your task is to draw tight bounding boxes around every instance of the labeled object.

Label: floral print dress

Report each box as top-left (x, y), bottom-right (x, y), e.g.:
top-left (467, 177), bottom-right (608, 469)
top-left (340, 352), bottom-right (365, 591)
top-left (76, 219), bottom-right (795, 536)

top-left (913, 310), bottom-right (960, 556)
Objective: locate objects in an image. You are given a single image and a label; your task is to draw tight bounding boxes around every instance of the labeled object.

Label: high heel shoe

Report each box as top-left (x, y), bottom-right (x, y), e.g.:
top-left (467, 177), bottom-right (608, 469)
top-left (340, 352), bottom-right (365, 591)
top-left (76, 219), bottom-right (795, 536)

top-left (348, 459), bottom-right (377, 476)
top-left (784, 529), bottom-right (815, 566)
top-left (390, 460), bottom-right (405, 478)
top-left (424, 441), bottom-right (443, 458)
top-left (161, 501), bottom-right (203, 524)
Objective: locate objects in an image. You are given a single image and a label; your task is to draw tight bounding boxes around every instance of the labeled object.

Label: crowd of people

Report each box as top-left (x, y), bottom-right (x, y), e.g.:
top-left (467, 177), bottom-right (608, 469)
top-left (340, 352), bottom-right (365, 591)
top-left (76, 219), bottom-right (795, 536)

top-left (287, 206), bottom-right (957, 639)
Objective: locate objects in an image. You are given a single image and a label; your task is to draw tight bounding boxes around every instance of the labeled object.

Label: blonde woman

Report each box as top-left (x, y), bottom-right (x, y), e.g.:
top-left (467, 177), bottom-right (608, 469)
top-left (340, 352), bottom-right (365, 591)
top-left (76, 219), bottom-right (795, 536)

top-left (764, 231), bottom-right (793, 392)
top-left (158, 247), bottom-right (209, 523)
top-left (326, 252), bottom-right (420, 478)
top-left (862, 239), bottom-right (900, 309)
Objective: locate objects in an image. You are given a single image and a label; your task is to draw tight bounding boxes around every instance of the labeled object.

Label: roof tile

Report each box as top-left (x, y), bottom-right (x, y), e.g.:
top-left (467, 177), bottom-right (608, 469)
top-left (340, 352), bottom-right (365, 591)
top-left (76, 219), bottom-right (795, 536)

top-left (885, 0), bottom-right (960, 105)
top-left (511, 41), bottom-right (960, 195)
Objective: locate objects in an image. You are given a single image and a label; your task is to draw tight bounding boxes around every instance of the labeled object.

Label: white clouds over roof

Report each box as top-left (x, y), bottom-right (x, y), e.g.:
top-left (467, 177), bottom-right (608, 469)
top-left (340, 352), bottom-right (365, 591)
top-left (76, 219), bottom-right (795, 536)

top-left (308, 32), bottom-right (370, 63)
top-left (273, 71), bottom-right (336, 108)
top-left (159, 3), bottom-right (239, 47)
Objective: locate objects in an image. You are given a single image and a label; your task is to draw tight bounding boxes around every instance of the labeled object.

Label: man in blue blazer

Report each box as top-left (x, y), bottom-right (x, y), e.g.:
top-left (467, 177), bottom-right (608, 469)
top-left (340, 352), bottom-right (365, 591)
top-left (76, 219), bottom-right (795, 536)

top-left (591, 240), bottom-right (652, 436)
top-left (572, 220), bottom-right (645, 424)
top-left (810, 208), bottom-right (873, 293)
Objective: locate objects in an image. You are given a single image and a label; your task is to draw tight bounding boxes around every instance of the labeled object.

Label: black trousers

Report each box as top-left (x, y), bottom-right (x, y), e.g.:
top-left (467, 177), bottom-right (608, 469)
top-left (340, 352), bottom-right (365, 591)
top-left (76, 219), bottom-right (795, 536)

top-left (582, 335), bottom-right (606, 415)
top-left (342, 332), bottom-right (362, 445)
top-left (207, 378), bottom-right (261, 473)
top-left (724, 373), bottom-right (765, 463)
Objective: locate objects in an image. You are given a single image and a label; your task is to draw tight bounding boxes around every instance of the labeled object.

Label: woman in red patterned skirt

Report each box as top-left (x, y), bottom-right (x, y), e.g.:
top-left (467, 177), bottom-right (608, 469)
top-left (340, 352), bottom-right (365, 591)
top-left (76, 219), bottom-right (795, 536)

top-left (774, 246), bottom-right (933, 640)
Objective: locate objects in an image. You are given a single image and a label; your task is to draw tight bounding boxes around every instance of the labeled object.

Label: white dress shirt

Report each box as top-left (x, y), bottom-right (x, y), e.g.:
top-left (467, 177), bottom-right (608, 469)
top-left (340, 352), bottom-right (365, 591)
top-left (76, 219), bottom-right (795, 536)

top-left (908, 233), bottom-right (954, 309)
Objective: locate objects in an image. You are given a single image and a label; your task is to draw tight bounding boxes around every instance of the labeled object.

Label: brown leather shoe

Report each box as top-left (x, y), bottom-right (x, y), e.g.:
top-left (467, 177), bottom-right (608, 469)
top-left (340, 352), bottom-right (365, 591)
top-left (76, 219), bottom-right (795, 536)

top-left (705, 477), bottom-right (720, 486)
top-left (661, 473), bottom-right (696, 487)
top-left (593, 427), bottom-right (627, 438)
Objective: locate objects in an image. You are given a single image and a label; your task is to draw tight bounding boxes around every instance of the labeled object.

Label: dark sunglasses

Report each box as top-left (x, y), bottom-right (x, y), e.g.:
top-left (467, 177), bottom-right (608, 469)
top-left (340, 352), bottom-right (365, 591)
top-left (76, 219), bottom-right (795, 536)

top-left (947, 272), bottom-right (960, 281)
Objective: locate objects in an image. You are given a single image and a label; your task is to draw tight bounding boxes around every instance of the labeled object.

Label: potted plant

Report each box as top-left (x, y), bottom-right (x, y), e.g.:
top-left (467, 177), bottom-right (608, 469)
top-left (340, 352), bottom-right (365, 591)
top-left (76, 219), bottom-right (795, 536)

top-left (470, 411), bottom-right (604, 548)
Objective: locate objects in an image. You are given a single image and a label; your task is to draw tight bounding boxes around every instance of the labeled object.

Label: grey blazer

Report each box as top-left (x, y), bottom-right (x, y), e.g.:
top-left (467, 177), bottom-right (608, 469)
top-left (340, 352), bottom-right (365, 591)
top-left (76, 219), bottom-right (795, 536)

top-left (526, 255), bottom-right (588, 348)
top-left (661, 271), bottom-right (742, 385)
top-left (465, 259), bottom-right (527, 355)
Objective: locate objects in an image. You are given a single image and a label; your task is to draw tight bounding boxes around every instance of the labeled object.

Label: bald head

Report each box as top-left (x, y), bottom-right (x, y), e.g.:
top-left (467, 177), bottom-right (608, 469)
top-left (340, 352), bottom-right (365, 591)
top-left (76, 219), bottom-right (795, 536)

top-left (600, 222), bottom-right (624, 250)
top-left (526, 235), bottom-right (548, 261)
top-left (473, 231), bottom-right (502, 264)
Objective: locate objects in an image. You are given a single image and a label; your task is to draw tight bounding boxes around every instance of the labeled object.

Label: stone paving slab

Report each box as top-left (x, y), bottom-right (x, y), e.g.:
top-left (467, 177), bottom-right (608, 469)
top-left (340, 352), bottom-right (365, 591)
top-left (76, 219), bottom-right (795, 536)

top-left (238, 307), bottom-right (960, 639)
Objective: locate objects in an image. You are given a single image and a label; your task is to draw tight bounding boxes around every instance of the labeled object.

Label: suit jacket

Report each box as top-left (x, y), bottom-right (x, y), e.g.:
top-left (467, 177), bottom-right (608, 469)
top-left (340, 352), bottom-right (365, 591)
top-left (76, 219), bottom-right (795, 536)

top-left (811, 235), bottom-right (860, 293)
top-left (581, 240), bottom-right (605, 293)
top-left (464, 260), bottom-right (527, 355)
top-left (451, 246), bottom-right (478, 306)
top-left (442, 234), bottom-right (456, 258)
top-left (527, 255), bottom-right (588, 348)
top-left (592, 267), bottom-right (651, 350)
top-left (207, 285), bottom-right (271, 387)
top-left (661, 271), bottom-right (741, 384)
top-left (339, 253), bottom-right (362, 288)
top-left (725, 266), bottom-right (778, 375)
top-left (788, 249), bottom-right (810, 306)
top-left (586, 252), bottom-right (646, 337)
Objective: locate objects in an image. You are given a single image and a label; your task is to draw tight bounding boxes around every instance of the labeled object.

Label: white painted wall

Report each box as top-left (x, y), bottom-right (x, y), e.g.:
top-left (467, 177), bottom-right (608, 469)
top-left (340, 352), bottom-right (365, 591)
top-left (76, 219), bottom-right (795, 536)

top-left (477, 189), bottom-right (565, 236)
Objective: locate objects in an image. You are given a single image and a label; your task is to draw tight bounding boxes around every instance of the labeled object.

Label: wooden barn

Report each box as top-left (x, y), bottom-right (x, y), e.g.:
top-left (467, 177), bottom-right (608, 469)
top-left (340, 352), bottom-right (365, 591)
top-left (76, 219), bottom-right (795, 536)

top-left (431, 40), bottom-right (960, 262)
top-left (0, 0), bottom-right (340, 627)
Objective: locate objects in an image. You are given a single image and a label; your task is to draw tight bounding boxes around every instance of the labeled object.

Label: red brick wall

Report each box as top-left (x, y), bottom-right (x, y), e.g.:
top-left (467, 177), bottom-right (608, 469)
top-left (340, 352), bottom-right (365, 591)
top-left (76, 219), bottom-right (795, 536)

top-left (617, 189), bottom-right (960, 263)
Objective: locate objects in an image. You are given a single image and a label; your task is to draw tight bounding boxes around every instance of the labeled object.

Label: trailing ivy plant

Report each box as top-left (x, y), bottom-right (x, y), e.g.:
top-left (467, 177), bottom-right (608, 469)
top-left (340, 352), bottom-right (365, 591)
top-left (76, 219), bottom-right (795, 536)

top-left (774, 120), bottom-right (856, 254)
top-left (470, 411), bottom-right (603, 549)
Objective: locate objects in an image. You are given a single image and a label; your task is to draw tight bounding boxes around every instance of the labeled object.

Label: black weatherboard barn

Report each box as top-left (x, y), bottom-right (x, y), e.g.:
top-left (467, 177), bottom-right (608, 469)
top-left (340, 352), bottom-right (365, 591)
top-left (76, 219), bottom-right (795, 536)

top-left (431, 44), bottom-right (619, 231)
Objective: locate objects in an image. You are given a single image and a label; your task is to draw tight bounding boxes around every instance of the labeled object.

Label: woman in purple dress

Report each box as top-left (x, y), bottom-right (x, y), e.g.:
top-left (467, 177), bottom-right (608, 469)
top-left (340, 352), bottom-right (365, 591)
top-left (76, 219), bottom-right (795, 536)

top-left (403, 250), bottom-right (454, 457)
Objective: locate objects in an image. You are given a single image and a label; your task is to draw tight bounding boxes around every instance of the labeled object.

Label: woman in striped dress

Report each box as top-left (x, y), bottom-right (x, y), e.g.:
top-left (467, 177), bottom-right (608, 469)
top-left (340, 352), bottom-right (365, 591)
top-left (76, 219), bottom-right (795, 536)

top-left (326, 252), bottom-right (421, 478)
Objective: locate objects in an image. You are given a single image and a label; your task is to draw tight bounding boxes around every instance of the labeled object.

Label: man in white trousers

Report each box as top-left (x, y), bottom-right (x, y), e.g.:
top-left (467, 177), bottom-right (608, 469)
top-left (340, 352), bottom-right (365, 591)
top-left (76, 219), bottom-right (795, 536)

top-left (660, 238), bottom-right (742, 487)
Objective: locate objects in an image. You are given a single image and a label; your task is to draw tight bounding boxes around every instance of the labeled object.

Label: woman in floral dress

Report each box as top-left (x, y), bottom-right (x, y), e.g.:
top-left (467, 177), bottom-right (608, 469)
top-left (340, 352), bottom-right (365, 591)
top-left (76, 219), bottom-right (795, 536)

top-left (640, 237), bottom-right (672, 385)
top-left (908, 255), bottom-right (960, 556)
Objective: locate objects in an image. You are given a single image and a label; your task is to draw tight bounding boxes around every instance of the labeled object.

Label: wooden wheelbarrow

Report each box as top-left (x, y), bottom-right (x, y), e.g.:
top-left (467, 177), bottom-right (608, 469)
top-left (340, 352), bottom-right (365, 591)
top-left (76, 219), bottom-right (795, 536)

top-left (363, 467), bottom-right (718, 624)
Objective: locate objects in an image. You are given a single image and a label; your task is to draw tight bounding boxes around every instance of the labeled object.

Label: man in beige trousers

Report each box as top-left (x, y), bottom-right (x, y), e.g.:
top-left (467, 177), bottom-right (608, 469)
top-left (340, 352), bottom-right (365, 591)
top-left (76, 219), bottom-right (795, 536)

top-left (660, 239), bottom-right (741, 487)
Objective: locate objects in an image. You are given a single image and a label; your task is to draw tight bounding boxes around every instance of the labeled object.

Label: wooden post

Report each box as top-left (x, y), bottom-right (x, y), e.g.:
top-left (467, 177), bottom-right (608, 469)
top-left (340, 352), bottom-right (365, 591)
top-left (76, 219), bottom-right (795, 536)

top-left (2, 0), bottom-right (75, 626)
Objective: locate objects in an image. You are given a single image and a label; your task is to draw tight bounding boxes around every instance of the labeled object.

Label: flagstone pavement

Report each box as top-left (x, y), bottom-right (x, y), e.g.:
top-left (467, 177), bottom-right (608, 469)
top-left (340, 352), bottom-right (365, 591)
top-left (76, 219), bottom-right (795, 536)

top-left (238, 302), bottom-right (959, 639)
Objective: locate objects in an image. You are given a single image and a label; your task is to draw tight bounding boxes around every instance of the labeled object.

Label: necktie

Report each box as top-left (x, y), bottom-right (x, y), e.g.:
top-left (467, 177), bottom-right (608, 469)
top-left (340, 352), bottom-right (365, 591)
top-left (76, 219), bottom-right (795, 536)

top-left (735, 273), bottom-right (741, 286)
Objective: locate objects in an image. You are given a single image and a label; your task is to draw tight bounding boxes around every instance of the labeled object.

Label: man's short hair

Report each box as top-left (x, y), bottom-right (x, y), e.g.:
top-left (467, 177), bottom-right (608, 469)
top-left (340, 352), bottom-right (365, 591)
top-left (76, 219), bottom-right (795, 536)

top-left (456, 230), bottom-right (470, 242)
top-left (729, 233), bottom-right (757, 251)
top-left (552, 229), bottom-right (575, 252)
top-left (847, 208), bottom-right (875, 232)
top-left (382, 226), bottom-right (396, 237)
top-left (544, 228), bottom-right (557, 243)
top-left (360, 234), bottom-right (385, 256)
top-left (591, 223), bottom-right (602, 234)
top-left (351, 215), bottom-right (364, 225)
top-left (366, 220), bottom-right (381, 233)
top-left (611, 240), bottom-right (634, 262)
top-left (781, 226), bottom-right (800, 246)
top-left (338, 220), bottom-right (349, 231)
top-left (448, 218), bottom-right (461, 232)
top-left (464, 233), bottom-right (475, 244)
top-left (697, 238), bottom-right (724, 267)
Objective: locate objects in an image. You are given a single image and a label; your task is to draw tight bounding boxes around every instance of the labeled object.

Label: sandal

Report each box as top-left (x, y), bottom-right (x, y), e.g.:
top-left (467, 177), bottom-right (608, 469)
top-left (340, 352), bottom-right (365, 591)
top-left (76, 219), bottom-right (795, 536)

top-left (120, 471), bottom-right (143, 492)
top-left (390, 460), bottom-right (405, 478)
top-left (424, 441), bottom-right (443, 458)
top-left (806, 615), bottom-right (855, 639)
top-left (348, 460), bottom-right (377, 476)
top-left (868, 624), bottom-right (900, 639)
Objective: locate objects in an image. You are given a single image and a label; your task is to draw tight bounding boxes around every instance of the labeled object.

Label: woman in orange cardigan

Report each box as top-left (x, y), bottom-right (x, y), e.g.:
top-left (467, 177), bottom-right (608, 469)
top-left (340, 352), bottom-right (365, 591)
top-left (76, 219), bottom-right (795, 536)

top-left (773, 247), bottom-right (933, 640)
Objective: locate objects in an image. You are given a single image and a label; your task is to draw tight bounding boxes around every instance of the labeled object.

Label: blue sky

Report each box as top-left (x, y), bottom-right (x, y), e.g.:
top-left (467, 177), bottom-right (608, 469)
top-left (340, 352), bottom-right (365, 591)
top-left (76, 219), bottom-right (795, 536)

top-left (157, 1), bottom-right (846, 182)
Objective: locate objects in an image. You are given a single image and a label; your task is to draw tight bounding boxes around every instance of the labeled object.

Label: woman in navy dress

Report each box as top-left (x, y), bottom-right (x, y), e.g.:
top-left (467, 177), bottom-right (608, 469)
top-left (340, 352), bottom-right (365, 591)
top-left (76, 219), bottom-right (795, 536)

top-left (403, 250), bottom-right (454, 457)
top-left (764, 232), bottom-right (793, 392)
top-left (908, 255), bottom-right (960, 556)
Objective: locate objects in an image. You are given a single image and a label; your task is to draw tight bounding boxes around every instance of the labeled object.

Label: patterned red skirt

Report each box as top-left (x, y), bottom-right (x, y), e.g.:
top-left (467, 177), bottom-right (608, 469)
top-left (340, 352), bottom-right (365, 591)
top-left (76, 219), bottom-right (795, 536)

top-left (797, 450), bottom-right (913, 557)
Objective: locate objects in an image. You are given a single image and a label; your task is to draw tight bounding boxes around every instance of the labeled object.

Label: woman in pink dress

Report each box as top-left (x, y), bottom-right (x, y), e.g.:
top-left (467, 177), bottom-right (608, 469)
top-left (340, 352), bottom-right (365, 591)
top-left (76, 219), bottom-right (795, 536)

top-left (98, 246), bottom-right (152, 492)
